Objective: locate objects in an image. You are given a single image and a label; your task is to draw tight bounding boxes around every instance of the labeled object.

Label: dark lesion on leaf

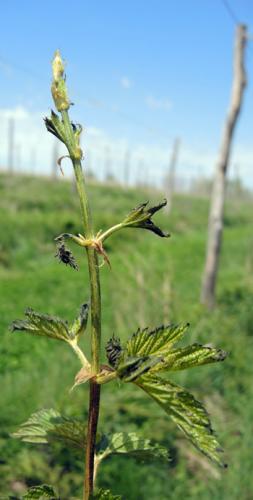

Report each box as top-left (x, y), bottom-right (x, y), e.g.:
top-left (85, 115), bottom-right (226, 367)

top-left (55, 240), bottom-right (78, 270)
top-left (117, 356), bottom-right (157, 382)
top-left (210, 348), bottom-right (227, 362)
top-left (123, 200), bottom-right (170, 238)
top-left (202, 344), bottom-right (227, 362)
top-left (11, 318), bottom-right (30, 332)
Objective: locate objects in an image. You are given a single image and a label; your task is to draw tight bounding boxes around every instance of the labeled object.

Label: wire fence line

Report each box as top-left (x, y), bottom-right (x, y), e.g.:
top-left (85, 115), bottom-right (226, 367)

top-left (0, 114), bottom-right (251, 196)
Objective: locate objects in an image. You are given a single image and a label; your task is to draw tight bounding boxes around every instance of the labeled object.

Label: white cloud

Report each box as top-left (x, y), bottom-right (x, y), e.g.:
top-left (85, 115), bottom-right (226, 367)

top-left (0, 105), bottom-right (30, 120)
top-left (120, 76), bottom-right (133, 89)
top-left (0, 106), bottom-right (67, 176)
top-left (146, 95), bottom-right (172, 111)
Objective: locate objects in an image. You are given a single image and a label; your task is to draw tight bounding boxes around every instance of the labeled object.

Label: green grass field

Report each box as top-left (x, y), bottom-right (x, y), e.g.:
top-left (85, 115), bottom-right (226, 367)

top-left (0, 172), bottom-right (253, 499)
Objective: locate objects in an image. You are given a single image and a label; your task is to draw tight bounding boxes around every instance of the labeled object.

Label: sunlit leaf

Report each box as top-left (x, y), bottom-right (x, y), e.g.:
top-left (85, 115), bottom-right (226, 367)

top-left (11, 309), bottom-right (72, 343)
top-left (135, 374), bottom-right (226, 466)
top-left (11, 306), bottom-right (90, 346)
top-left (12, 408), bottom-right (86, 449)
top-left (97, 432), bottom-right (169, 463)
top-left (152, 343), bottom-right (227, 373)
top-left (22, 484), bottom-right (58, 499)
top-left (126, 323), bottom-right (189, 357)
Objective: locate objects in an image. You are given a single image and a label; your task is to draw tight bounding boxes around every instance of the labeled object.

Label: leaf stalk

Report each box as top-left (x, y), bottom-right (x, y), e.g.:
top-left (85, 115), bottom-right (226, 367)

top-left (69, 340), bottom-right (90, 370)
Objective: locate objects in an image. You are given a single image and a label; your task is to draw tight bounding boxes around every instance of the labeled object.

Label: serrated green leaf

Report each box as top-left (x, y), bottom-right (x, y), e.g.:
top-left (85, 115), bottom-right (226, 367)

top-left (122, 200), bottom-right (169, 237)
top-left (117, 355), bottom-right (162, 382)
top-left (152, 343), bottom-right (227, 373)
top-left (12, 408), bottom-right (60, 444)
top-left (135, 374), bottom-right (225, 466)
top-left (97, 432), bottom-right (169, 463)
top-left (70, 303), bottom-right (89, 340)
top-left (126, 323), bottom-right (189, 357)
top-left (91, 489), bottom-right (122, 500)
top-left (12, 408), bottom-right (86, 449)
top-left (22, 484), bottom-right (58, 499)
top-left (11, 309), bottom-right (72, 342)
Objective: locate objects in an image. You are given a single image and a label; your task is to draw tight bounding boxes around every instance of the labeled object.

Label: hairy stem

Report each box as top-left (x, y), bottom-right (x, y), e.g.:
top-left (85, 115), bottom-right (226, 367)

top-left (85, 380), bottom-right (101, 497)
top-left (61, 109), bottom-right (101, 499)
top-left (73, 160), bottom-right (101, 499)
top-left (75, 162), bottom-right (101, 499)
top-left (73, 160), bottom-right (101, 373)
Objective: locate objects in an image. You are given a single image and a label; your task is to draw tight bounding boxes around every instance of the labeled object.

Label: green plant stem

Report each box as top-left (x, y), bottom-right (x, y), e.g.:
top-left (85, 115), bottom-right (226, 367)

top-left (98, 222), bottom-right (124, 243)
top-left (73, 160), bottom-right (101, 373)
top-left (61, 111), bottom-right (102, 499)
top-left (74, 162), bottom-right (101, 500)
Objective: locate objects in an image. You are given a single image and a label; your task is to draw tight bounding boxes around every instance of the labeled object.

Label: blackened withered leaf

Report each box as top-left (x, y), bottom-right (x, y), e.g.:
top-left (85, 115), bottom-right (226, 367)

top-left (55, 242), bottom-right (78, 270)
top-left (44, 110), bottom-right (65, 143)
top-left (123, 200), bottom-right (170, 238)
top-left (106, 335), bottom-right (123, 368)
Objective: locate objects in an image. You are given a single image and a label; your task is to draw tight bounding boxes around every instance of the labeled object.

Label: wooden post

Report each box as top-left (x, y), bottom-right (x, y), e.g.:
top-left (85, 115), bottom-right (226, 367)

top-left (52, 139), bottom-right (59, 179)
top-left (123, 149), bottom-right (130, 186)
top-left (201, 24), bottom-right (247, 308)
top-left (136, 159), bottom-right (144, 186)
top-left (30, 148), bottom-right (37, 174)
top-left (15, 144), bottom-right (21, 171)
top-left (8, 117), bottom-right (15, 173)
top-left (104, 146), bottom-right (112, 182)
top-left (165, 137), bottom-right (180, 213)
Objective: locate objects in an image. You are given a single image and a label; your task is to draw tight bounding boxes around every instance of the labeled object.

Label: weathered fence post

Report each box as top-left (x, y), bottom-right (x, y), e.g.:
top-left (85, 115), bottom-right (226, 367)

top-left (201, 24), bottom-right (247, 308)
top-left (165, 137), bottom-right (180, 214)
top-left (8, 117), bottom-right (15, 173)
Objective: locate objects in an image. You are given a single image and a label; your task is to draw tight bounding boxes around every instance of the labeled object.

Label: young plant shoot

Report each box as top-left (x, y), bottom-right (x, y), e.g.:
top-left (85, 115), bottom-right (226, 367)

top-left (11, 51), bottom-right (227, 500)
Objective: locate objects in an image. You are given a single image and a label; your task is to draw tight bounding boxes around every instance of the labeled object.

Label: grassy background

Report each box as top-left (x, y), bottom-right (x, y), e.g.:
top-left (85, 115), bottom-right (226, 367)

top-left (0, 173), bottom-right (253, 499)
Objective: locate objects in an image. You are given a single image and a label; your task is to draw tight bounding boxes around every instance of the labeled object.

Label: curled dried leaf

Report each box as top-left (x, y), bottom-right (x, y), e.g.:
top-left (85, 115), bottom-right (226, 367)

top-left (123, 200), bottom-right (170, 237)
top-left (71, 365), bottom-right (93, 391)
top-left (106, 335), bottom-right (123, 367)
top-left (55, 241), bottom-right (78, 270)
top-left (44, 110), bottom-right (65, 143)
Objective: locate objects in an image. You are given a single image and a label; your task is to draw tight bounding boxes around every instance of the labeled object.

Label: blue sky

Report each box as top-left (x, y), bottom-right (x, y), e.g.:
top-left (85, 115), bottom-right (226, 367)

top-left (0, 0), bottom-right (253, 186)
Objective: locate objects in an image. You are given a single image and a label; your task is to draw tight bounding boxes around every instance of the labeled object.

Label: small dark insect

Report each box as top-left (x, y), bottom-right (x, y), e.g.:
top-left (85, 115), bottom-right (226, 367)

top-left (106, 335), bottom-right (123, 368)
top-left (55, 242), bottom-right (78, 270)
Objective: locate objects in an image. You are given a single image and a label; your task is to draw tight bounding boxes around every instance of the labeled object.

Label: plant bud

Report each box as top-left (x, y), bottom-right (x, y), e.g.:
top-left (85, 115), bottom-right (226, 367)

top-left (52, 49), bottom-right (64, 82)
top-left (51, 50), bottom-right (70, 111)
